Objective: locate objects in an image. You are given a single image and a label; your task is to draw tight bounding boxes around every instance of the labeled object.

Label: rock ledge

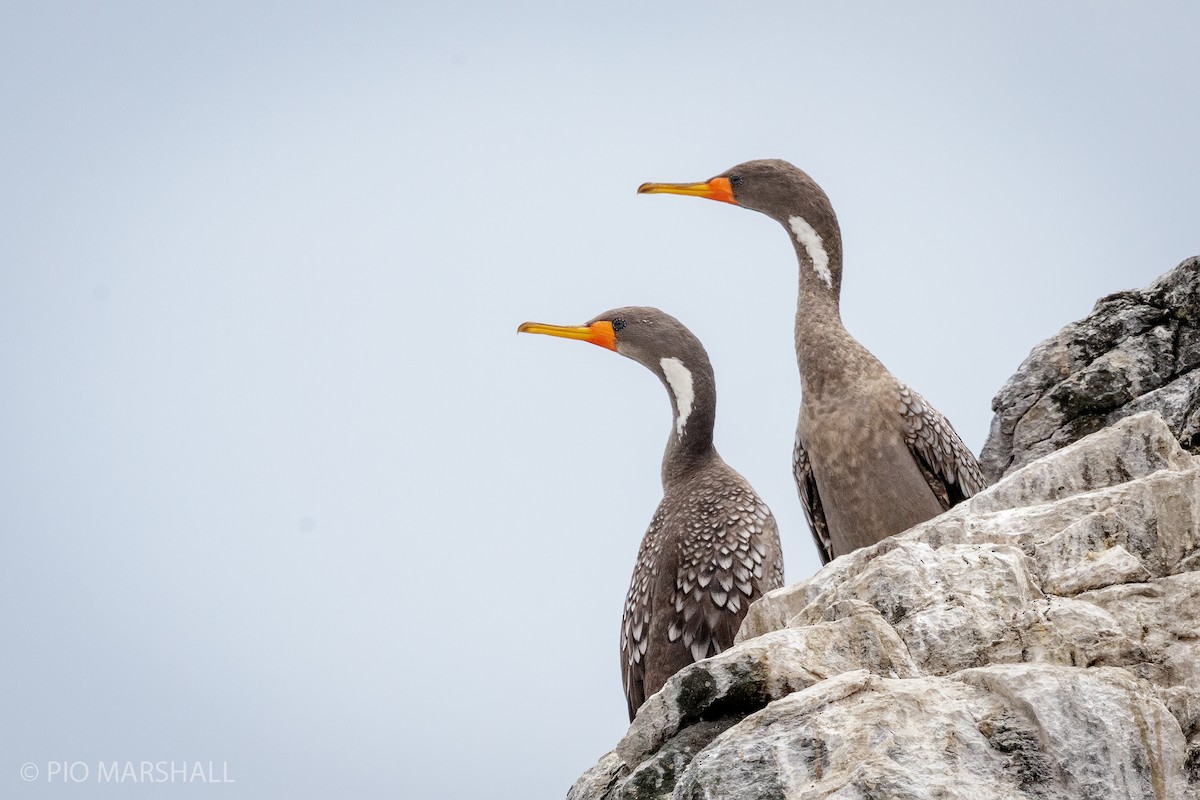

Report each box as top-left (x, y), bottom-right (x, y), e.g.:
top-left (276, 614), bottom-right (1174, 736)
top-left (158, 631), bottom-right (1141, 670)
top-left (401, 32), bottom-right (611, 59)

top-left (569, 411), bottom-right (1200, 800)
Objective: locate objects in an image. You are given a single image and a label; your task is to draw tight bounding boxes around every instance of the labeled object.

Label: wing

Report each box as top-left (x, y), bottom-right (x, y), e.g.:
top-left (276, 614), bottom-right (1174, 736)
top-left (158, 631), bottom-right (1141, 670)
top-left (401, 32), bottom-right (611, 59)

top-left (667, 478), bottom-right (782, 665)
top-left (619, 510), bottom-right (667, 724)
top-left (898, 383), bottom-right (988, 509)
top-left (621, 504), bottom-right (667, 722)
top-left (793, 434), bottom-right (834, 565)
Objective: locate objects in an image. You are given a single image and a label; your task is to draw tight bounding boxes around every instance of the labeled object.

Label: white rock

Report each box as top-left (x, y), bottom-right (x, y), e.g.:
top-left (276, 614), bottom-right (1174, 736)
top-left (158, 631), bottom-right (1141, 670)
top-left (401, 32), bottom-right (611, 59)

top-left (676, 666), bottom-right (1186, 800)
top-left (568, 411), bottom-right (1200, 800)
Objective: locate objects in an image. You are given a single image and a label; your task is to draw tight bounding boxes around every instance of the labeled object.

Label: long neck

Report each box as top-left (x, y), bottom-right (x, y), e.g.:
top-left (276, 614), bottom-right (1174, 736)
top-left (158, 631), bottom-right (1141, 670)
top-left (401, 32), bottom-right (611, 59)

top-left (658, 356), bottom-right (718, 487)
top-left (788, 219), bottom-right (876, 399)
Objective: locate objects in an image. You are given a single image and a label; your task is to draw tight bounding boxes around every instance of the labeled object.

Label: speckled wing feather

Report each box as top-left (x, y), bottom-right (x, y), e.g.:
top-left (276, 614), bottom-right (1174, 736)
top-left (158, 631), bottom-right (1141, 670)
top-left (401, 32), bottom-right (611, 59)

top-left (620, 505), bottom-right (667, 721)
top-left (621, 471), bottom-right (784, 721)
top-left (897, 384), bottom-right (988, 508)
top-left (666, 477), bottom-right (782, 666)
top-left (793, 436), bottom-right (834, 565)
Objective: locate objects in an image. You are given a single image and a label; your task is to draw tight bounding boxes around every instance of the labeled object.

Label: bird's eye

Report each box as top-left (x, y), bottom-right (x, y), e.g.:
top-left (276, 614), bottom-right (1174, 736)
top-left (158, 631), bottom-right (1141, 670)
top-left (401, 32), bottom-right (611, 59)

top-left (612, 317), bottom-right (627, 332)
top-left (729, 174), bottom-right (743, 187)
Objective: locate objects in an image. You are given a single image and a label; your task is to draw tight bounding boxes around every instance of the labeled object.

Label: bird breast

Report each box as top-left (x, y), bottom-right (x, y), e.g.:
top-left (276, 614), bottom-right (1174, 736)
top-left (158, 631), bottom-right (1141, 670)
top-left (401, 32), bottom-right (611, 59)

top-left (799, 386), bottom-right (944, 551)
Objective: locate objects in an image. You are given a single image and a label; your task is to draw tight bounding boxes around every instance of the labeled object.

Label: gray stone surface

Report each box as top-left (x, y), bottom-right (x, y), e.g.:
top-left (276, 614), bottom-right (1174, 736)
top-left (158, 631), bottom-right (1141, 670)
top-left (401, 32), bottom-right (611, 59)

top-left (568, 412), bottom-right (1200, 800)
top-left (679, 666), bottom-right (1185, 800)
top-left (981, 257), bottom-right (1200, 482)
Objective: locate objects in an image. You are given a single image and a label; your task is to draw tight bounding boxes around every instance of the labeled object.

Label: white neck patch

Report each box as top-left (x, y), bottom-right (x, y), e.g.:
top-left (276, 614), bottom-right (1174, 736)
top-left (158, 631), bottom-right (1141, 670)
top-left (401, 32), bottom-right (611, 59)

top-left (788, 215), bottom-right (831, 289)
top-left (659, 357), bottom-right (694, 437)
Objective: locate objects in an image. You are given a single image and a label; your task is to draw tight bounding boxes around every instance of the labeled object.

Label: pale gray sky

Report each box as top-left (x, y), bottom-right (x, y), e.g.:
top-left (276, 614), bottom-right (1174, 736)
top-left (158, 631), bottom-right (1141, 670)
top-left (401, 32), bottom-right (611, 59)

top-left (2, 3), bottom-right (1198, 798)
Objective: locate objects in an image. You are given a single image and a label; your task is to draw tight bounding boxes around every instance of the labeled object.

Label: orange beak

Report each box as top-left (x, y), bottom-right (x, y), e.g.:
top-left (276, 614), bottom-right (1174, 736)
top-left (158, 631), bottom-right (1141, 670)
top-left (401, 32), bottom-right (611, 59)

top-left (636, 177), bottom-right (736, 205)
top-left (517, 320), bottom-right (617, 351)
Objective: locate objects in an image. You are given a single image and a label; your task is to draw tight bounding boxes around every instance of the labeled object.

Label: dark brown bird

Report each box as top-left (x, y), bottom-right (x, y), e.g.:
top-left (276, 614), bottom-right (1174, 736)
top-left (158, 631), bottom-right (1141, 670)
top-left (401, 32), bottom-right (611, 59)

top-left (639, 160), bottom-right (986, 564)
top-left (519, 307), bottom-right (784, 720)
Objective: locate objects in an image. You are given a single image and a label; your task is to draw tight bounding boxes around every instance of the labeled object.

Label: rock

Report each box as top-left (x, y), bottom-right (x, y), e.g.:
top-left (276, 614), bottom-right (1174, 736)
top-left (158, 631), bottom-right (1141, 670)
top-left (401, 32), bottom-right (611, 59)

top-left (981, 257), bottom-right (1200, 482)
top-left (568, 411), bottom-right (1200, 800)
top-left (678, 666), bottom-right (1186, 800)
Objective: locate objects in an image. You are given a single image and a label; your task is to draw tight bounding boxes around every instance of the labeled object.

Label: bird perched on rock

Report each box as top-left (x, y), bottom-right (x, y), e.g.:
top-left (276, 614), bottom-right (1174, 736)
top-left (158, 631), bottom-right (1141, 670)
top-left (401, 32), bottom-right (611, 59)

top-left (639, 160), bottom-right (986, 564)
top-left (519, 307), bottom-right (784, 721)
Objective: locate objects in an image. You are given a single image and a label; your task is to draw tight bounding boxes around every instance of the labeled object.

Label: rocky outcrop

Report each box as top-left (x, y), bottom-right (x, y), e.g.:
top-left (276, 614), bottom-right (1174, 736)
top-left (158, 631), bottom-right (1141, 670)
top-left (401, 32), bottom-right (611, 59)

top-left (569, 411), bottom-right (1200, 800)
top-left (981, 257), bottom-right (1200, 482)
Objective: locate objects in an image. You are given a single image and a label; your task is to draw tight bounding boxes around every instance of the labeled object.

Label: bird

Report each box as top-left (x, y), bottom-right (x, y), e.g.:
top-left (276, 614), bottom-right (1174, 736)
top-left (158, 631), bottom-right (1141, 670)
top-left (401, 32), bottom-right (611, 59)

top-left (638, 160), bottom-right (986, 564)
top-left (518, 306), bottom-right (784, 721)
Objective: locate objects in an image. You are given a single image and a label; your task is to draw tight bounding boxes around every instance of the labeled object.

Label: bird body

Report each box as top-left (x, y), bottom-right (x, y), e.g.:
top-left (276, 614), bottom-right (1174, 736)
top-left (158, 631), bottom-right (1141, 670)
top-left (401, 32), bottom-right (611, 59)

top-left (797, 360), bottom-right (947, 555)
top-left (519, 307), bottom-right (783, 720)
top-left (623, 452), bottom-right (779, 720)
top-left (640, 160), bottom-right (986, 563)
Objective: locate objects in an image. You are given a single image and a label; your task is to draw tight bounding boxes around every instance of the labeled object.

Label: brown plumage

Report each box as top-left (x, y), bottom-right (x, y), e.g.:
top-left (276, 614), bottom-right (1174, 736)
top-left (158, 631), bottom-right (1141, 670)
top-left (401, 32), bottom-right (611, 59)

top-left (519, 307), bottom-right (784, 720)
top-left (640, 160), bottom-right (986, 564)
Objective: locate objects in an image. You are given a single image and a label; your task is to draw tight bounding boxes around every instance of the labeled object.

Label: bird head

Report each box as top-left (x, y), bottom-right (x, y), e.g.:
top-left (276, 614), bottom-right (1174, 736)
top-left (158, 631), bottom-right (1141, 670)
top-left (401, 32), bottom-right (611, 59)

top-left (638, 158), bottom-right (831, 226)
top-left (518, 306), bottom-right (698, 374)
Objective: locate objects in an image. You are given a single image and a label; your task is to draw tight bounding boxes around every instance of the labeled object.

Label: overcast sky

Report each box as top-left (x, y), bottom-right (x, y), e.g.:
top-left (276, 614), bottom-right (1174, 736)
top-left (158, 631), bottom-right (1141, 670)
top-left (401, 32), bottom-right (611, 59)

top-left (2, 3), bottom-right (1198, 798)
